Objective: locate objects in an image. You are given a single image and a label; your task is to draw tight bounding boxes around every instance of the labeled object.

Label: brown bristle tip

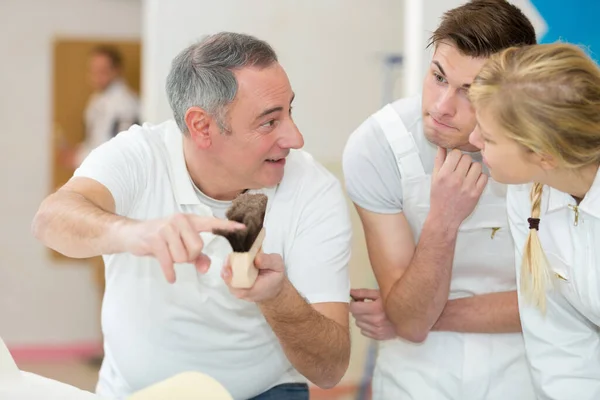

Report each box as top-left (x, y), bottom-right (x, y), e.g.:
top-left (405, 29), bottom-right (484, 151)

top-left (213, 193), bottom-right (267, 252)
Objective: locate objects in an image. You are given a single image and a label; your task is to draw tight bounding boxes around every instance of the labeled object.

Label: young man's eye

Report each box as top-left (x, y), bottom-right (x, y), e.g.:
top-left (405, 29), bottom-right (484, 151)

top-left (433, 72), bottom-right (447, 84)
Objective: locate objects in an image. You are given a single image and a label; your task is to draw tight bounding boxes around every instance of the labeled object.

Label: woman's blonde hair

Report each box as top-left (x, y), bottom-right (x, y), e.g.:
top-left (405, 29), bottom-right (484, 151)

top-left (469, 43), bottom-right (600, 310)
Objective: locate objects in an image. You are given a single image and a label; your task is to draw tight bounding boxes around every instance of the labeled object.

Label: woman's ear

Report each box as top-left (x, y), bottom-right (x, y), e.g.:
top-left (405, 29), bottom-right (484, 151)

top-left (537, 153), bottom-right (558, 171)
top-left (525, 147), bottom-right (557, 171)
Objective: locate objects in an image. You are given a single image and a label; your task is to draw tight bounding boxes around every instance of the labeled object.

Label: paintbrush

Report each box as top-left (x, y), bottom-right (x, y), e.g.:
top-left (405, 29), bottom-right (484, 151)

top-left (213, 193), bottom-right (267, 288)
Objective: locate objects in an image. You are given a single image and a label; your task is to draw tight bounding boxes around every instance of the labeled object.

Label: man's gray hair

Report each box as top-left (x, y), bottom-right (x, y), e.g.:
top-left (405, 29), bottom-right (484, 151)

top-left (166, 32), bottom-right (278, 134)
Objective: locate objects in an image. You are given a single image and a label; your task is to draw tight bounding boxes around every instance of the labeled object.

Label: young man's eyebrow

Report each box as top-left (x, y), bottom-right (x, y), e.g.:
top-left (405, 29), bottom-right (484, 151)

top-left (433, 61), bottom-right (471, 89)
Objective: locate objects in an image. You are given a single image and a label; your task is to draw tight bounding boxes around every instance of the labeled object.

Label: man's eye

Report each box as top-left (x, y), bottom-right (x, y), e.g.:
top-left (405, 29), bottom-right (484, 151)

top-left (434, 73), bottom-right (446, 84)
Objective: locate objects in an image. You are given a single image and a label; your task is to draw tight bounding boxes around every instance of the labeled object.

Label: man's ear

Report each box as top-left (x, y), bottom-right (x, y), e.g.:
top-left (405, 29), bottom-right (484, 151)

top-left (184, 106), bottom-right (217, 149)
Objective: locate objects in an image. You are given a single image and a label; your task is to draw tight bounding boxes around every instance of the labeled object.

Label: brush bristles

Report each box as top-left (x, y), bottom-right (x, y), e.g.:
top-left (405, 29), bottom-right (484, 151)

top-left (213, 193), bottom-right (267, 252)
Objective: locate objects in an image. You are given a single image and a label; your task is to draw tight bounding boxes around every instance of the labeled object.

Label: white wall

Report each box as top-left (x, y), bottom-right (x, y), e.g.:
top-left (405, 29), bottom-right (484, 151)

top-left (0, 0), bottom-right (141, 346)
top-left (142, 0), bottom-right (404, 165)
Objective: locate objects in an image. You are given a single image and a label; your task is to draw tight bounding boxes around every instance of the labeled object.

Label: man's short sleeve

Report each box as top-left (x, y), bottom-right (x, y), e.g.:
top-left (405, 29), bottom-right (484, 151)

top-left (285, 176), bottom-right (352, 304)
top-left (342, 116), bottom-right (403, 214)
top-left (73, 127), bottom-right (150, 216)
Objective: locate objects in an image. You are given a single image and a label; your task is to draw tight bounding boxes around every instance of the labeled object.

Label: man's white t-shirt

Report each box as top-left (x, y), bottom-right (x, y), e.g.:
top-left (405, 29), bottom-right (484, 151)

top-left (73, 120), bottom-right (352, 400)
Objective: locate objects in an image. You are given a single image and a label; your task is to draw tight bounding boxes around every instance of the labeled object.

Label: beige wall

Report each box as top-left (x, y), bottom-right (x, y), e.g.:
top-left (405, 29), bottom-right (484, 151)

top-left (324, 161), bottom-right (377, 384)
top-left (0, 0), bottom-right (142, 346)
top-left (141, 0), bottom-right (405, 165)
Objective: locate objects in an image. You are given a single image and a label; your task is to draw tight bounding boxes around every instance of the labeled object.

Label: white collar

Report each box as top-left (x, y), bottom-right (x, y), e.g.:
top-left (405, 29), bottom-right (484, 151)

top-left (546, 165), bottom-right (600, 219)
top-left (579, 165), bottom-right (600, 219)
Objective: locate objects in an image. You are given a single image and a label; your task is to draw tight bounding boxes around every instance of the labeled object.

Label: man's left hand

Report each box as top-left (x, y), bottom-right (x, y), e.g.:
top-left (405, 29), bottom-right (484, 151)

top-left (221, 251), bottom-right (286, 303)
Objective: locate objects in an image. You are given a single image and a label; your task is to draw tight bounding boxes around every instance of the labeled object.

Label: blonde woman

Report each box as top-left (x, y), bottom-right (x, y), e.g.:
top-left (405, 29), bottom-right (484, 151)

top-left (469, 43), bottom-right (600, 399)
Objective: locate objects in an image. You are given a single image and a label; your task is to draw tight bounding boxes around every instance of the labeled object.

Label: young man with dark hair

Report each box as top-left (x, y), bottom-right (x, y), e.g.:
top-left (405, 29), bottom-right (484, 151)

top-left (343, 1), bottom-right (537, 398)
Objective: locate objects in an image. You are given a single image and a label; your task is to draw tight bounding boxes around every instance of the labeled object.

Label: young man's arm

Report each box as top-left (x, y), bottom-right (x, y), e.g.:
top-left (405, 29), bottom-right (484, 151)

top-left (352, 207), bottom-right (522, 340)
top-left (343, 108), bottom-right (519, 341)
top-left (432, 291), bottom-right (521, 333)
top-left (351, 150), bottom-right (487, 342)
top-left (356, 206), bottom-right (455, 342)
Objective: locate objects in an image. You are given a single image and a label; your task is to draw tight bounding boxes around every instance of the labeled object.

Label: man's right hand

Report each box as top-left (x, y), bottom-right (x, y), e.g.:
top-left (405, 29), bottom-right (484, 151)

top-left (350, 288), bottom-right (396, 340)
top-left (429, 147), bottom-right (487, 230)
top-left (121, 214), bottom-right (245, 283)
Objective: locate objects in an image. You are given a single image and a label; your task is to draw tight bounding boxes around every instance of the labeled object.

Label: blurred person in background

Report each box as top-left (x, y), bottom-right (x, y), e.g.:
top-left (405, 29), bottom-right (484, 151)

top-left (61, 45), bottom-right (140, 169)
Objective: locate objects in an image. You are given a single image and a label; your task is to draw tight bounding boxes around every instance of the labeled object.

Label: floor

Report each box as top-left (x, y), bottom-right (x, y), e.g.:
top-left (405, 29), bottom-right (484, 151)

top-left (16, 358), bottom-right (364, 400)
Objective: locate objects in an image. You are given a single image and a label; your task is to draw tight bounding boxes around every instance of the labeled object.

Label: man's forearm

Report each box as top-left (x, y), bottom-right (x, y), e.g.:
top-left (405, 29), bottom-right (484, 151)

top-left (385, 215), bottom-right (458, 342)
top-left (259, 279), bottom-right (350, 389)
top-left (32, 191), bottom-right (129, 258)
top-left (432, 291), bottom-right (521, 333)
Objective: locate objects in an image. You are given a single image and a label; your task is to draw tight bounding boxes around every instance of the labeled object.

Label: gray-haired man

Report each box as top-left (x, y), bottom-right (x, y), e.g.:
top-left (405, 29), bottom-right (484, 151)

top-left (32, 32), bottom-right (352, 400)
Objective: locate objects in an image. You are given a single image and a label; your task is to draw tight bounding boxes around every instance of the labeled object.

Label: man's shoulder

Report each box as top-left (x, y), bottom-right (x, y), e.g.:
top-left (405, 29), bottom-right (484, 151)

top-left (115, 119), bottom-right (167, 137)
top-left (388, 95), bottom-right (423, 132)
top-left (340, 97), bottom-right (425, 214)
top-left (275, 150), bottom-right (346, 210)
top-left (387, 96), bottom-right (437, 169)
top-left (282, 150), bottom-right (340, 191)
top-left (110, 120), bottom-right (177, 152)
top-left (359, 95), bottom-right (424, 146)
top-left (272, 150), bottom-right (350, 237)
top-left (350, 95), bottom-right (422, 143)
top-left (344, 95), bottom-right (429, 172)
top-left (265, 150), bottom-right (347, 233)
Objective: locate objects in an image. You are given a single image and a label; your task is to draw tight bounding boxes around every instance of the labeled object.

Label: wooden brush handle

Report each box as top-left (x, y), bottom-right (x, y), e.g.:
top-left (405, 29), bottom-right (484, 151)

top-left (229, 227), bottom-right (266, 288)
